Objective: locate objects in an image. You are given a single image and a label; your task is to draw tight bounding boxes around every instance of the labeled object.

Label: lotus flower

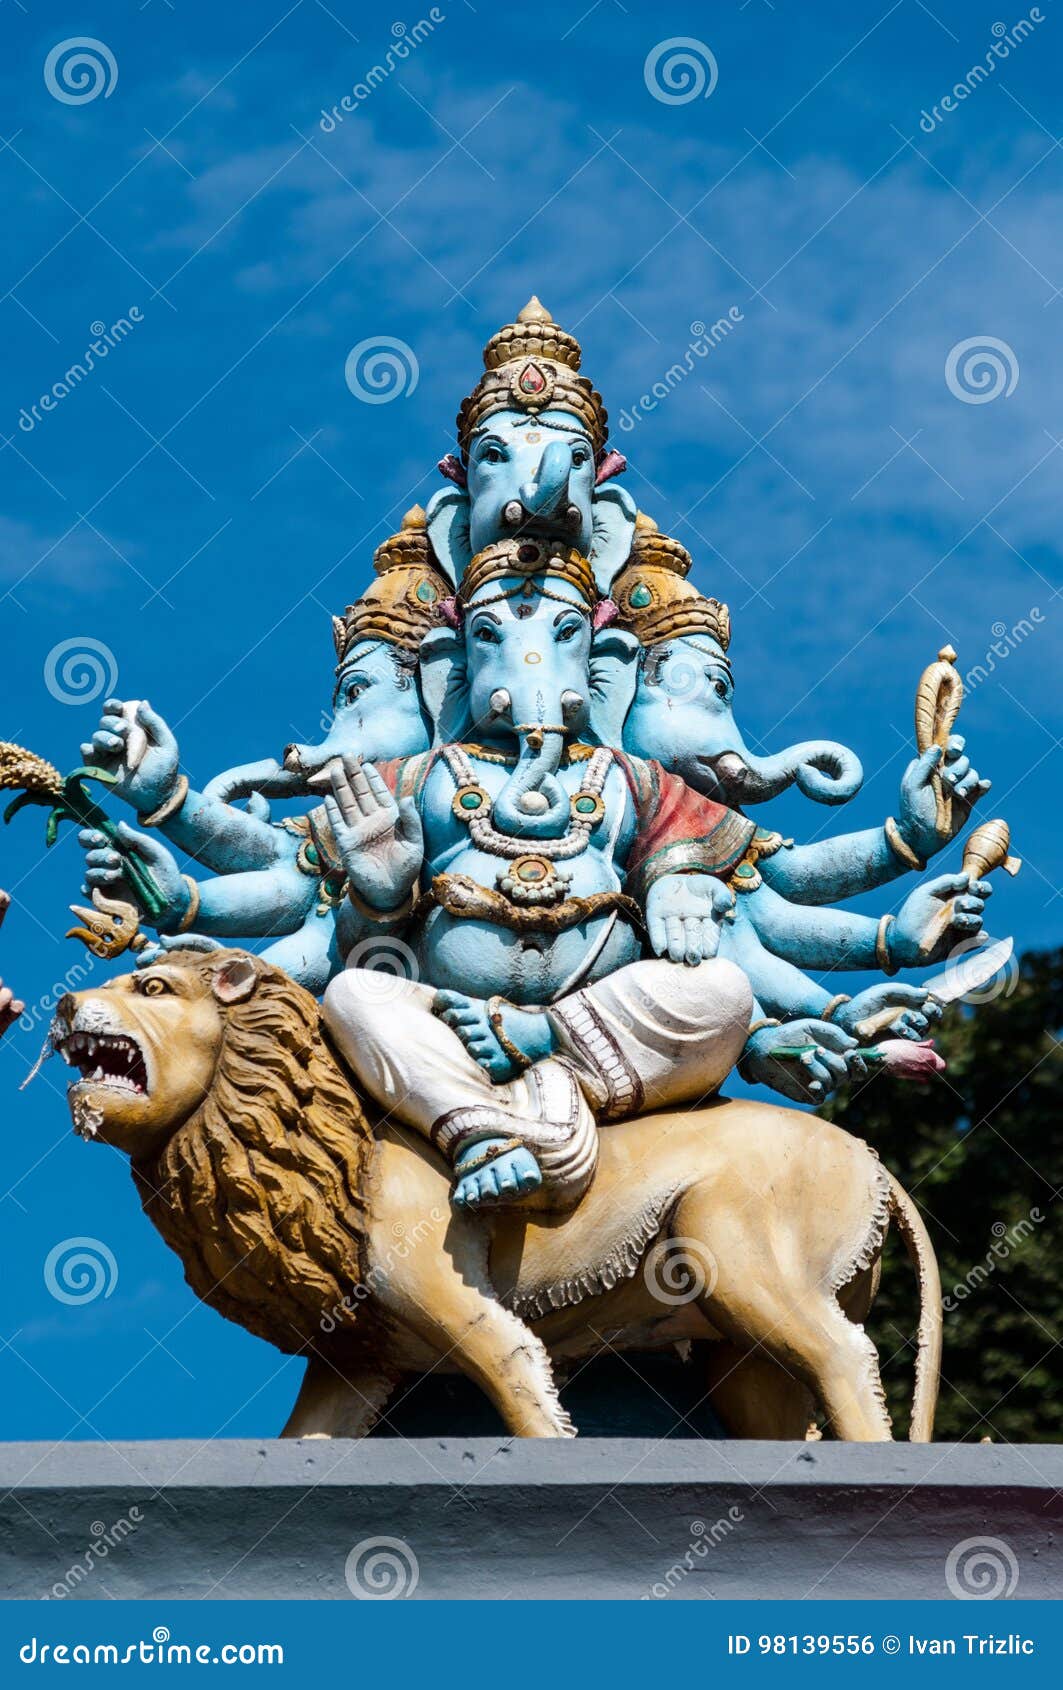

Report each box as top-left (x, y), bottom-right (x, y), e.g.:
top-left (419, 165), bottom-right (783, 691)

top-left (869, 1038), bottom-right (946, 1080)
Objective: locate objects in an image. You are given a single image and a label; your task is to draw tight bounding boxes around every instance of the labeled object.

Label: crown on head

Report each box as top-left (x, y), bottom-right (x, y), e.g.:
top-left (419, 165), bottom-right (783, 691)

top-left (458, 535), bottom-right (599, 610)
top-left (332, 507), bottom-right (449, 661)
top-left (612, 514), bottom-right (731, 651)
top-left (457, 297), bottom-right (608, 459)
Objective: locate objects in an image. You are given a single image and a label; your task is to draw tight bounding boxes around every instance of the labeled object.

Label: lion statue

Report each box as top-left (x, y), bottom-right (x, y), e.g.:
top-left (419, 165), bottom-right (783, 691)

top-left (52, 949), bottom-right (941, 1441)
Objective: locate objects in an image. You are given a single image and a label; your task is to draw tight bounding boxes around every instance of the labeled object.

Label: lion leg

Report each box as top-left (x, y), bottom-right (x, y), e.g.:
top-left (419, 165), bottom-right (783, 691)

top-left (376, 1236), bottom-right (574, 1439)
top-left (671, 1187), bottom-right (893, 1442)
top-left (281, 1353), bottom-right (399, 1439)
top-left (705, 1342), bottom-right (818, 1440)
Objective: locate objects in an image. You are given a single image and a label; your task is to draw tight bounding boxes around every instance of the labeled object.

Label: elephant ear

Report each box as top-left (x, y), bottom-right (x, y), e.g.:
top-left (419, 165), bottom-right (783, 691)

top-left (419, 625), bottom-right (472, 745)
top-left (425, 486), bottom-right (472, 586)
top-left (589, 483), bottom-right (638, 594)
top-left (587, 627), bottom-right (641, 748)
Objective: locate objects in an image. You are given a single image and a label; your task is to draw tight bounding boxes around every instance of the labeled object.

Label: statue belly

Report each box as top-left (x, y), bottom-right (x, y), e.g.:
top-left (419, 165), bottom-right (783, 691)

top-left (417, 841), bottom-right (642, 1002)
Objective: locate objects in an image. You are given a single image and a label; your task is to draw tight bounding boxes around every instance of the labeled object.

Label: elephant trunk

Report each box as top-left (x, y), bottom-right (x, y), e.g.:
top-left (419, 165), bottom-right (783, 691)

top-left (203, 758), bottom-right (308, 805)
top-left (489, 686), bottom-right (580, 839)
top-left (504, 441), bottom-right (580, 535)
top-left (711, 740), bottom-right (863, 807)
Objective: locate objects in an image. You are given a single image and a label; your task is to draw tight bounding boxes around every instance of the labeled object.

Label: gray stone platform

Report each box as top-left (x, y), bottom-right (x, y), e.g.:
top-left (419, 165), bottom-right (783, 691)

top-left (1, 1440), bottom-right (1060, 1599)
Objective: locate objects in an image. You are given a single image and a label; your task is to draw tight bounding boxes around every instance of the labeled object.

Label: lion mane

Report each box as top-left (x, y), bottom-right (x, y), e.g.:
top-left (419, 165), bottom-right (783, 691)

top-left (133, 951), bottom-right (375, 1355)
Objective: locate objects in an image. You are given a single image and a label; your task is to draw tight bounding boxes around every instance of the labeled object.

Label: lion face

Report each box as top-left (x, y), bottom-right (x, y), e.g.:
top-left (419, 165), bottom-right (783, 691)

top-left (55, 954), bottom-right (256, 1157)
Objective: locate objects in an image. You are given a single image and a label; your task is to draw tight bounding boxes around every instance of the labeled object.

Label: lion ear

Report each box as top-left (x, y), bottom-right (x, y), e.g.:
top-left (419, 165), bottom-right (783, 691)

top-left (211, 956), bottom-right (259, 1005)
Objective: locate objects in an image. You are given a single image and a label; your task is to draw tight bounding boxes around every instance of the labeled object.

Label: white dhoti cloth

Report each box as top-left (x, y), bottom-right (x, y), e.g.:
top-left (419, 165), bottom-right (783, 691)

top-left (323, 957), bottom-right (752, 1208)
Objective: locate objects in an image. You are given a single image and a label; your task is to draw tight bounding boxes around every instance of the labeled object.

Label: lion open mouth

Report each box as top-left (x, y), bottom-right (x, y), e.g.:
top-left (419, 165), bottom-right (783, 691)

top-left (59, 1030), bottom-right (149, 1095)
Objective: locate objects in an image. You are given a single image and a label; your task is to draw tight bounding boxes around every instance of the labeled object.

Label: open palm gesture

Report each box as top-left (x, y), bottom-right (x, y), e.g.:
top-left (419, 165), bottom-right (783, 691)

top-left (324, 756), bottom-right (423, 914)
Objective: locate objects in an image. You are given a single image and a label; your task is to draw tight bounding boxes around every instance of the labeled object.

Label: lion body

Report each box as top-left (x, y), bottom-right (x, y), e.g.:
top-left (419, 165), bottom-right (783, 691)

top-left (65, 952), bottom-right (941, 1441)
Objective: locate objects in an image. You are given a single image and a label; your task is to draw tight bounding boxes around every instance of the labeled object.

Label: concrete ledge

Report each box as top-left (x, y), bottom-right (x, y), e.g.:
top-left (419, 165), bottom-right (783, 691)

top-left (2, 1440), bottom-right (1060, 1599)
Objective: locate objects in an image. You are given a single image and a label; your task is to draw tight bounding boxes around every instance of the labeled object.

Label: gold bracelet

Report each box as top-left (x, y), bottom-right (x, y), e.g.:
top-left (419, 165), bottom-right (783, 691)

top-left (884, 816), bottom-right (925, 872)
top-left (139, 773), bottom-right (189, 830)
top-left (347, 882), bottom-right (418, 924)
top-left (487, 995), bottom-right (532, 1071)
top-left (820, 994), bottom-right (852, 1022)
top-left (175, 875), bottom-right (200, 934)
top-left (452, 1137), bottom-right (525, 1177)
top-left (876, 913), bottom-right (898, 975)
top-left (747, 1017), bottom-right (781, 1036)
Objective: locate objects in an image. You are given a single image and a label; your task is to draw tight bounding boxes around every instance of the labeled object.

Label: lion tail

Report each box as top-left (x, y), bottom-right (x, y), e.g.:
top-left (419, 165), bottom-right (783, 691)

top-left (887, 1170), bottom-right (942, 1442)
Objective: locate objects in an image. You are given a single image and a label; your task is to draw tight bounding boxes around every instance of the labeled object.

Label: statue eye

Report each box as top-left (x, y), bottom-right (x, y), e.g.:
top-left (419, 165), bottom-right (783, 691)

top-left (556, 620), bottom-right (581, 642)
top-left (473, 623), bottom-right (499, 643)
top-left (712, 676), bottom-right (731, 700)
top-left (479, 443), bottom-right (505, 465)
top-left (344, 681), bottom-right (367, 705)
top-left (140, 976), bottom-right (171, 997)
top-left (571, 448), bottom-right (588, 467)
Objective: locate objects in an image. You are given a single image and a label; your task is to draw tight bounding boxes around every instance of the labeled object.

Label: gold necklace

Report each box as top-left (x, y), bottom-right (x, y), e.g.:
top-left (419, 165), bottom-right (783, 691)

top-left (460, 741), bottom-right (596, 767)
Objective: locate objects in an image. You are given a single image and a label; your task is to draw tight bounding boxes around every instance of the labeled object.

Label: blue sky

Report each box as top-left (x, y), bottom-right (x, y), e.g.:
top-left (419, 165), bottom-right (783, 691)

top-left (0, 0), bottom-right (1060, 1441)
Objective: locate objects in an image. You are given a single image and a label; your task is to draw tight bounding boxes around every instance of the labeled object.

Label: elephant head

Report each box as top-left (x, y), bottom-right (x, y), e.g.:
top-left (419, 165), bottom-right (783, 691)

top-left (425, 298), bottom-right (637, 593)
top-left (204, 510), bottom-right (442, 807)
top-left (613, 532), bottom-right (863, 808)
top-left (419, 537), bottom-right (640, 839)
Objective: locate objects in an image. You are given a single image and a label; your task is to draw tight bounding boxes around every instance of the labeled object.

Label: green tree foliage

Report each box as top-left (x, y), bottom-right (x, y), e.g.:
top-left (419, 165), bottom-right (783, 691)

top-left (825, 948), bottom-right (1062, 1442)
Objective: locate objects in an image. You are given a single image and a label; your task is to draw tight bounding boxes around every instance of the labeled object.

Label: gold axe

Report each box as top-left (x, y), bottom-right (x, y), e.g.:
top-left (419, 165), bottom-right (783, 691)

top-left (914, 644), bottom-right (964, 837)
